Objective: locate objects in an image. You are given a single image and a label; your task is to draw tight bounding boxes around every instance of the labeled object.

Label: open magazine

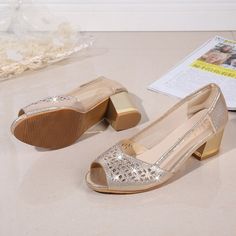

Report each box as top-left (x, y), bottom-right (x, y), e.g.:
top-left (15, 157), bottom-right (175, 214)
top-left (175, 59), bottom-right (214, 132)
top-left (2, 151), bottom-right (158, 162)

top-left (148, 36), bottom-right (236, 110)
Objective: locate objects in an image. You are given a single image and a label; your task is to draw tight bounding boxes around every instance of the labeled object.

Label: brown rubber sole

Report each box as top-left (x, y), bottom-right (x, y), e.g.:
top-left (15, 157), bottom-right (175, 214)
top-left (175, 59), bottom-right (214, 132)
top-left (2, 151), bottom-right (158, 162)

top-left (13, 99), bottom-right (108, 149)
top-left (14, 109), bottom-right (84, 149)
top-left (12, 92), bottom-right (141, 149)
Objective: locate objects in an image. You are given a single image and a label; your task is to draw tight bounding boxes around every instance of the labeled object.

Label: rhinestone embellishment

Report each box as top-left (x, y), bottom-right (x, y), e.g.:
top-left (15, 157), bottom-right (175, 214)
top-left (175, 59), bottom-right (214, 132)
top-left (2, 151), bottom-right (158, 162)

top-left (96, 143), bottom-right (170, 187)
top-left (25, 95), bottom-right (72, 108)
top-left (20, 95), bottom-right (75, 116)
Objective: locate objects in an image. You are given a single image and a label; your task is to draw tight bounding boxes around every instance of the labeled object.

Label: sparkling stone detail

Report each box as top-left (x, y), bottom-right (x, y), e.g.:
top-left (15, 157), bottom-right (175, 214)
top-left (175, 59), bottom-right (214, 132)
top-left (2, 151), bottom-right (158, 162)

top-left (95, 143), bottom-right (171, 187)
top-left (25, 95), bottom-right (73, 108)
top-left (19, 95), bottom-right (77, 116)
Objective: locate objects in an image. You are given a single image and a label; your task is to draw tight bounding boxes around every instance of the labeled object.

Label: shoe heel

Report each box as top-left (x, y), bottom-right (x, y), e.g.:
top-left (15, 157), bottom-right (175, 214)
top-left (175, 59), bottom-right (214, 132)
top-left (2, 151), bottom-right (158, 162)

top-left (193, 129), bottom-right (224, 160)
top-left (106, 92), bottom-right (141, 131)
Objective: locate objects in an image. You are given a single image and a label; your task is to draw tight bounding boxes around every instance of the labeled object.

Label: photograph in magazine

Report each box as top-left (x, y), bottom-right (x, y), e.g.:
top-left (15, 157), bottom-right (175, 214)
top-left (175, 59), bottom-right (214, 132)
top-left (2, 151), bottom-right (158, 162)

top-left (199, 43), bottom-right (236, 69)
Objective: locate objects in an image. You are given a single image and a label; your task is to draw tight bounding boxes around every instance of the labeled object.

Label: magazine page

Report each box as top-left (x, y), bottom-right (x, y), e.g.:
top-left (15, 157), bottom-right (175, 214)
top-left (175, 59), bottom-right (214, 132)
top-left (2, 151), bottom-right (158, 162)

top-left (148, 36), bottom-right (236, 110)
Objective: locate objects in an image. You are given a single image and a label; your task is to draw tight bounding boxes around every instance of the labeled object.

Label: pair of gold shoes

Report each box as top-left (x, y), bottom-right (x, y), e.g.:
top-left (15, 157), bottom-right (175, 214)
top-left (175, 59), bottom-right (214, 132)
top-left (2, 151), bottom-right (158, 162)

top-left (11, 77), bottom-right (228, 194)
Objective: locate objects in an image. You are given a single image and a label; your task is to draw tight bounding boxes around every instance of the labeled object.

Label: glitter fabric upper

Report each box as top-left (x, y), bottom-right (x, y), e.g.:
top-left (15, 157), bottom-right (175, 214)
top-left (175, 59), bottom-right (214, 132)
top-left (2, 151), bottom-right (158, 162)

top-left (94, 143), bottom-right (172, 188)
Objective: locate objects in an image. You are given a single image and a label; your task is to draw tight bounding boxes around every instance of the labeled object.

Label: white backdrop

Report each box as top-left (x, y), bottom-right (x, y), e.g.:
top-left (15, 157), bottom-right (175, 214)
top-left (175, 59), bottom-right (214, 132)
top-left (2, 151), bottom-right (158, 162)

top-left (1, 0), bottom-right (236, 31)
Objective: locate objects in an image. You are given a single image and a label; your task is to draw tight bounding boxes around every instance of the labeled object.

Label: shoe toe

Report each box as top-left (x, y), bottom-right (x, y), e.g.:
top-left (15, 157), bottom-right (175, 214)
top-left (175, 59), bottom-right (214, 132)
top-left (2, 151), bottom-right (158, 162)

top-left (86, 163), bottom-right (109, 192)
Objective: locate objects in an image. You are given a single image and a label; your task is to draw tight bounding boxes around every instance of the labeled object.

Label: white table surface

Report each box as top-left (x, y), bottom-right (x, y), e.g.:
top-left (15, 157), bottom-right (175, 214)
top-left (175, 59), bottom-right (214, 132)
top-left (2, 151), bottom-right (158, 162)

top-left (1, 32), bottom-right (236, 236)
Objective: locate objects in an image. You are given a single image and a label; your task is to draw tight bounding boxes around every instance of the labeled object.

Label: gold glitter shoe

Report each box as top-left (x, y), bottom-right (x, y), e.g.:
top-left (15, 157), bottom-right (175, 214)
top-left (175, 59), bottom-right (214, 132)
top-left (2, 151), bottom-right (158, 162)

top-left (86, 83), bottom-right (228, 194)
top-left (11, 77), bottom-right (141, 149)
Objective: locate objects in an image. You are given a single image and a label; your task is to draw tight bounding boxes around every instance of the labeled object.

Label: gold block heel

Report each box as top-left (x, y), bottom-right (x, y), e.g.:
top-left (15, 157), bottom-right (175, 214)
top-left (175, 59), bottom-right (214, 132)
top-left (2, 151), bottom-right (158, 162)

top-left (193, 129), bottom-right (225, 160)
top-left (106, 92), bottom-right (141, 131)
